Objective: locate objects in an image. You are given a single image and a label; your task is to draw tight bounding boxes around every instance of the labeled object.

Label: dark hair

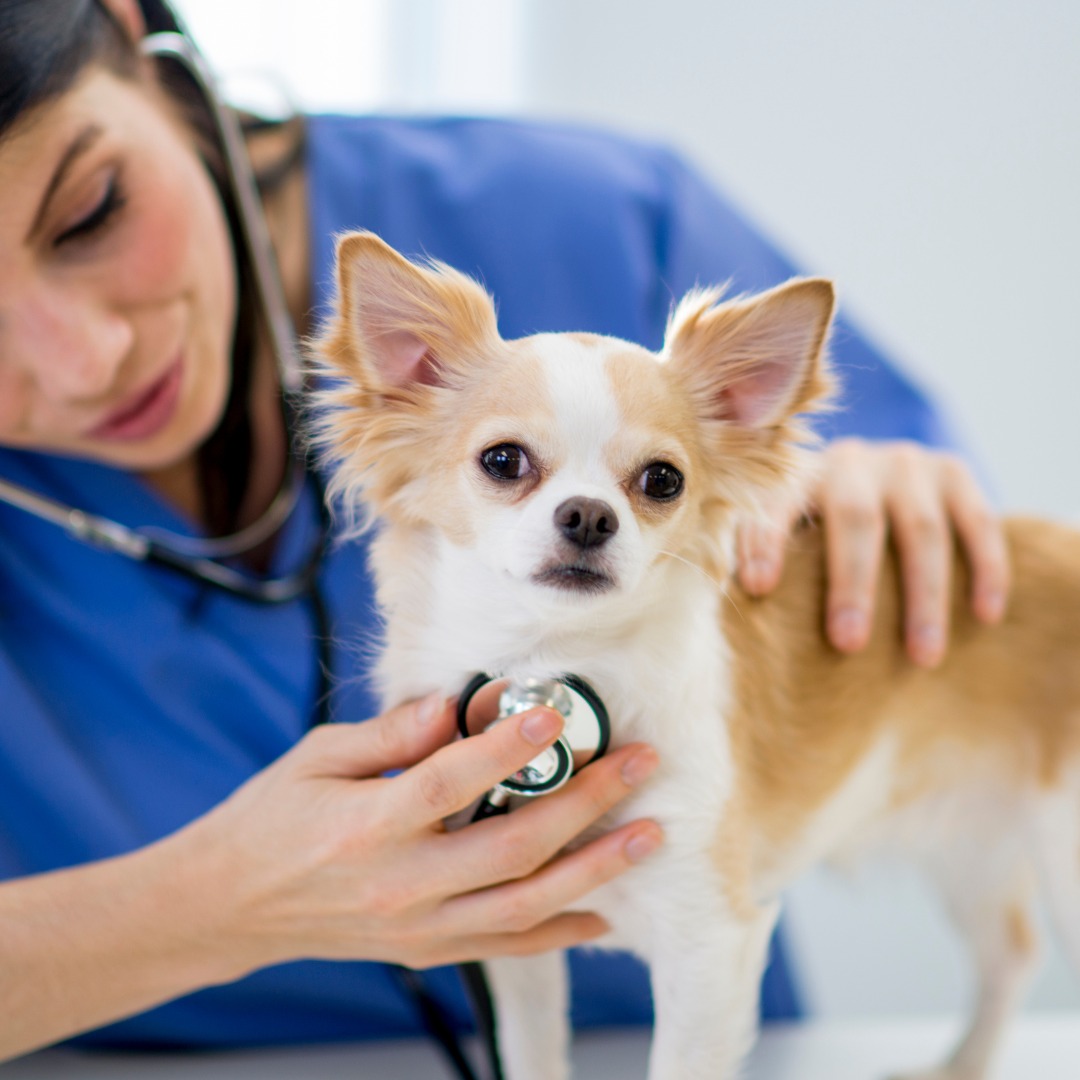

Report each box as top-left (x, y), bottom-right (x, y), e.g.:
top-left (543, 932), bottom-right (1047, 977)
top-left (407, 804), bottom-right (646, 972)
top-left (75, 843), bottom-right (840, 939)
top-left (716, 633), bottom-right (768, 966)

top-left (0, 1), bottom-right (137, 138)
top-left (0, 0), bottom-right (301, 538)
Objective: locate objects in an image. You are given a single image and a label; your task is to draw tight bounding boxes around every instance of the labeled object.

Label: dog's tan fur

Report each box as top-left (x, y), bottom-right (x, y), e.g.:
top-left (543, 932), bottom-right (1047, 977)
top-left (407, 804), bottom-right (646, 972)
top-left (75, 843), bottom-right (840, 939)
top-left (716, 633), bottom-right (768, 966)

top-left (717, 519), bottom-right (1080, 907)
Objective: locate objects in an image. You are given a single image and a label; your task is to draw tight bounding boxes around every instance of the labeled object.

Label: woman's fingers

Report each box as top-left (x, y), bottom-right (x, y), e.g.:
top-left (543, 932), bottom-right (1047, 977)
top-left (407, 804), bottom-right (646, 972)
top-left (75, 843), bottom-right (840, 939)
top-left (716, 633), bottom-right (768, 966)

top-left (388, 706), bottom-right (568, 827)
top-left (942, 456), bottom-right (1010, 625)
top-left (736, 516), bottom-right (790, 596)
top-left (423, 742), bottom-right (660, 894)
top-left (293, 691), bottom-right (459, 779)
top-left (414, 912), bottom-right (612, 968)
top-left (438, 816), bottom-right (663, 938)
top-left (884, 445), bottom-right (953, 666)
top-left (739, 439), bottom-right (1010, 667)
top-left (413, 757), bottom-right (663, 964)
top-left (818, 440), bottom-right (887, 653)
top-left (338, 740), bottom-right (660, 968)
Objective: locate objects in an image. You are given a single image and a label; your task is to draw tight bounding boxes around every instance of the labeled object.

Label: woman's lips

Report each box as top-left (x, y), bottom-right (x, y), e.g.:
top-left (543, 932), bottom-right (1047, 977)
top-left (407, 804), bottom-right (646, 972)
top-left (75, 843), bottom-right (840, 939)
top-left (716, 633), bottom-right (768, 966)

top-left (87, 359), bottom-right (183, 442)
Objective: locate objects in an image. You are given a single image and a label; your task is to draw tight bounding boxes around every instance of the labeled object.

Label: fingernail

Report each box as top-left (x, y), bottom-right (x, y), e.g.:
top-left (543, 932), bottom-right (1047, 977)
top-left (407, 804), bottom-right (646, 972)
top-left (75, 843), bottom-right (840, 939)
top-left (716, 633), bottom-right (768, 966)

top-left (979, 590), bottom-right (1005, 623)
top-left (911, 625), bottom-right (944, 665)
top-left (621, 747), bottom-right (659, 787)
top-left (521, 708), bottom-right (563, 746)
top-left (417, 691), bottom-right (444, 726)
top-left (624, 825), bottom-right (663, 863)
top-left (830, 607), bottom-right (867, 649)
top-left (744, 558), bottom-right (774, 592)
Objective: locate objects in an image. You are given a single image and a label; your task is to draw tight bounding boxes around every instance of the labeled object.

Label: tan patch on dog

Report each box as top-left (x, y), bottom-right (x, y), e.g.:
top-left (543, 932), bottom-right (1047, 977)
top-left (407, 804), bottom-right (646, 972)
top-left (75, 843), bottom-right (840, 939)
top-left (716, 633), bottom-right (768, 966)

top-left (1006, 904), bottom-right (1037, 956)
top-left (718, 518), bottom-right (1080, 882)
top-left (711, 795), bottom-right (763, 921)
top-left (564, 332), bottom-right (606, 347)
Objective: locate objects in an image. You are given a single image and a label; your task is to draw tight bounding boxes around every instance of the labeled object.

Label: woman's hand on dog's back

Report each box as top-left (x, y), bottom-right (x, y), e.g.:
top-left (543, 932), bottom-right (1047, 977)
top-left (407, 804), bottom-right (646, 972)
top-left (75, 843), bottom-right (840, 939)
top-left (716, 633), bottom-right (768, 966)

top-left (736, 438), bottom-right (1010, 668)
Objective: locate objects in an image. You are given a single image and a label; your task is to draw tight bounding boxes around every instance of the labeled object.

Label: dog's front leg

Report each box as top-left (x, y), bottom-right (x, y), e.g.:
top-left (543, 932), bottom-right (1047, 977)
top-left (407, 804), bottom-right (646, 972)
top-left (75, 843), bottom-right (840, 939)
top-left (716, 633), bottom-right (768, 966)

top-left (644, 897), bottom-right (781, 1080)
top-left (483, 950), bottom-right (571, 1080)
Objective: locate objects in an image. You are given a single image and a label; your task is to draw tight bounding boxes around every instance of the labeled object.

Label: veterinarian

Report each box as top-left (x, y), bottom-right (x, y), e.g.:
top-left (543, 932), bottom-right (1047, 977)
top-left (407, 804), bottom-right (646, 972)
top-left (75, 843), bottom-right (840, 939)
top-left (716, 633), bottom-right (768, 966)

top-left (0, 0), bottom-right (1012, 1068)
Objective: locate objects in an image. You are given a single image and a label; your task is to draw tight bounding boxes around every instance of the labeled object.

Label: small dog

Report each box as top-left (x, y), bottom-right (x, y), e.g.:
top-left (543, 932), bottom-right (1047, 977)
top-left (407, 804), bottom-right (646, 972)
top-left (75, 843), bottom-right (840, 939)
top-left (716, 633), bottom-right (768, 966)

top-left (312, 231), bottom-right (1080, 1080)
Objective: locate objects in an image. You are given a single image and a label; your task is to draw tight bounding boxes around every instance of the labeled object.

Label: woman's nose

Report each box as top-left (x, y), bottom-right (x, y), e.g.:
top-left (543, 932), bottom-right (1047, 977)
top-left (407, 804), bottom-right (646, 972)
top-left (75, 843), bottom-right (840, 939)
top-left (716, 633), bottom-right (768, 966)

top-left (11, 291), bottom-right (134, 403)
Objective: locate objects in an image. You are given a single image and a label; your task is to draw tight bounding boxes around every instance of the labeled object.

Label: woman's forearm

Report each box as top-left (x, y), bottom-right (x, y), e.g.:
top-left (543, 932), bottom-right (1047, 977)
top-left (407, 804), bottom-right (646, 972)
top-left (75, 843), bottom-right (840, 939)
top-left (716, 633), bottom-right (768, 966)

top-left (0, 830), bottom-right (243, 1062)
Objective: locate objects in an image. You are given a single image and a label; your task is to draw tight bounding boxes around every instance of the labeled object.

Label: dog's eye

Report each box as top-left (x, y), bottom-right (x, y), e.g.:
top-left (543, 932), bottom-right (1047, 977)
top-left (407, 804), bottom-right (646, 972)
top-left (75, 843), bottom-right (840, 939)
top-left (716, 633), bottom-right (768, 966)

top-left (639, 462), bottom-right (684, 500)
top-left (480, 443), bottom-right (530, 480)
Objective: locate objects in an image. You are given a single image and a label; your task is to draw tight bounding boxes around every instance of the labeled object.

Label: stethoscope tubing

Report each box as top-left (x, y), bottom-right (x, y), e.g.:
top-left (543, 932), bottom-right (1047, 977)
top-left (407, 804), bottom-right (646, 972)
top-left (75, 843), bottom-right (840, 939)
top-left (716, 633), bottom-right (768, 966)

top-left (140, 28), bottom-right (303, 398)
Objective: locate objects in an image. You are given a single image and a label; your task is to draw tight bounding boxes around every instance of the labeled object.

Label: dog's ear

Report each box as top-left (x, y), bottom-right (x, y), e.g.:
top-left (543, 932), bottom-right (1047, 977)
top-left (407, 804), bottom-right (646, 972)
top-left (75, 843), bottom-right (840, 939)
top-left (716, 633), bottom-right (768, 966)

top-left (664, 278), bottom-right (835, 428)
top-left (328, 230), bottom-right (500, 390)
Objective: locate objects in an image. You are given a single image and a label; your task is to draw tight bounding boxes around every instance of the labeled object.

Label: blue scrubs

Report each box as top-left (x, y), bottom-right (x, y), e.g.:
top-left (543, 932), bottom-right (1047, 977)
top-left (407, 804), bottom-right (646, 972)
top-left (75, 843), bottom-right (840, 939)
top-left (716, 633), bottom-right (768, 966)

top-left (0, 115), bottom-right (960, 1049)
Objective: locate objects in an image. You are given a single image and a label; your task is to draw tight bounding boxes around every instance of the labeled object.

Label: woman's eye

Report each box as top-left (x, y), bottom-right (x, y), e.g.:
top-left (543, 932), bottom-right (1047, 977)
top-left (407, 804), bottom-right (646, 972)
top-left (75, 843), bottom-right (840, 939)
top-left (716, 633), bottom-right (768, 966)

top-left (480, 443), bottom-right (530, 480)
top-left (54, 177), bottom-right (126, 246)
top-left (639, 461), bottom-right (684, 500)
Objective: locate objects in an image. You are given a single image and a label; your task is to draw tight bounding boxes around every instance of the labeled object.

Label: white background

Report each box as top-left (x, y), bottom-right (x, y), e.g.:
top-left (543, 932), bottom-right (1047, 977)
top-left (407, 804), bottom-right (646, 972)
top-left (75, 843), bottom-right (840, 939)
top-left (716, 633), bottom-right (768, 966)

top-left (172, 0), bottom-right (1080, 1018)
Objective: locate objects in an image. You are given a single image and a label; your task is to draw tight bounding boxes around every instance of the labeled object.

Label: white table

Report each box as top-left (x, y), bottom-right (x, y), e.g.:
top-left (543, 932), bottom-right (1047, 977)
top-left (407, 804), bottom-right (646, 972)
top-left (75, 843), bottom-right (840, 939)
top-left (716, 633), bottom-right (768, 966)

top-left (4, 1015), bottom-right (1080, 1078)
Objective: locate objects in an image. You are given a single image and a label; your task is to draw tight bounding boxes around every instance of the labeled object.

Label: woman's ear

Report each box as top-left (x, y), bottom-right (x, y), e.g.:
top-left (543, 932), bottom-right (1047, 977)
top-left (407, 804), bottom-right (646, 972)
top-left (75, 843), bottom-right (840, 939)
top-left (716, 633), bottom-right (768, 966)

top-left (97, 0), bottom-right (148, 45)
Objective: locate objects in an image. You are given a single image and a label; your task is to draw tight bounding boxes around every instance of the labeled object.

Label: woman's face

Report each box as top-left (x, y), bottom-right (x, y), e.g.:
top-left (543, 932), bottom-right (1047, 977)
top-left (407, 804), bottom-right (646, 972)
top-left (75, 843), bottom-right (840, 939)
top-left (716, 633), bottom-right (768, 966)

top-left (0, 65), bottom-right (236, 472)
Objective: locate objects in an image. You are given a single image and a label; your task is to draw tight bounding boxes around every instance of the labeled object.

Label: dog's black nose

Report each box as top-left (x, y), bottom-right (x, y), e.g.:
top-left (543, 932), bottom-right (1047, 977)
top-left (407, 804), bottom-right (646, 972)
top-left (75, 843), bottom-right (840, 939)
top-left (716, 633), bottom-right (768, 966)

top-left (555, 497), bottom-right (619, 549)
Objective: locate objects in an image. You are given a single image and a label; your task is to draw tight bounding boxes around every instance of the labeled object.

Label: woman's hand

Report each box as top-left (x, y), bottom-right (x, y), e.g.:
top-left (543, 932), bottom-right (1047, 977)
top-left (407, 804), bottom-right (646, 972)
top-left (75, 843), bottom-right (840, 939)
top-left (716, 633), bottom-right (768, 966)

top-left (0, 695), bottom-right (659, 1061)
top-left (736, 438), bottom-right (1010, 667)
top-left (178, 694), bottom-right (661, 977)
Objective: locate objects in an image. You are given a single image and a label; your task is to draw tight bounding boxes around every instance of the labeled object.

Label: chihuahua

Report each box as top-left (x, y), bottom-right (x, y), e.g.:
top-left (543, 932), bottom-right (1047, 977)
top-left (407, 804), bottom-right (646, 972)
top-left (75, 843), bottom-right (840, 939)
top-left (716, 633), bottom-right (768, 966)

top-left (311, 231), bottom-right (1080, 1080)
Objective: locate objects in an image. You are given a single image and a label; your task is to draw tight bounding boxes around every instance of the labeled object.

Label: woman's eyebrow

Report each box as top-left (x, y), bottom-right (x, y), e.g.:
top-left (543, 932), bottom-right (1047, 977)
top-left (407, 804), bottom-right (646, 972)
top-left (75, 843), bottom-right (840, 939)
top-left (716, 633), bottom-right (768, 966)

top-left (28, 123), bottom-right (105, 241)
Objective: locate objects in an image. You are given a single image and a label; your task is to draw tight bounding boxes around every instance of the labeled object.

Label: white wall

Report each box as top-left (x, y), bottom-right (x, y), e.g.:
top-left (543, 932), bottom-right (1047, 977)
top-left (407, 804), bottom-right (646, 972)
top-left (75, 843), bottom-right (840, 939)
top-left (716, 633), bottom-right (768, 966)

top-left (172, 0), bottom-right (1080, 1018)
top-left (521, 1), bottom-right (1080, 521)
top-left (172, 0), bottom-right (526, 116)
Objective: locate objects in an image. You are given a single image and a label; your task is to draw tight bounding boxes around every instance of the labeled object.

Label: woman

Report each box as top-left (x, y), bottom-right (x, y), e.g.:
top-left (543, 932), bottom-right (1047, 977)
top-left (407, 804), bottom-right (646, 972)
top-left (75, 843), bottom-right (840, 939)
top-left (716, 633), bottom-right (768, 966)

top-left (0, 0), bottom-right (1010, 1065)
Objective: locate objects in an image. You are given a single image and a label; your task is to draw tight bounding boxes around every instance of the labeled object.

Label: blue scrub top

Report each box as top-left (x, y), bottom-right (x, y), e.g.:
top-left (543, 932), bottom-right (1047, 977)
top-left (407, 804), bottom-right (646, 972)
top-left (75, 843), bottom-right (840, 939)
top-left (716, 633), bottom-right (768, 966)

top-left (0, 114), bottom-right (960, 1049)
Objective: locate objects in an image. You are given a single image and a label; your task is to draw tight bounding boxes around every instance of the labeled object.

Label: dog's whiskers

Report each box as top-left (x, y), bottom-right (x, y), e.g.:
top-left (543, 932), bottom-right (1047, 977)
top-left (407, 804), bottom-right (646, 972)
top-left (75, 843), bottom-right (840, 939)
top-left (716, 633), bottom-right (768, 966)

top-left (656, 548), bottom-right (746, 625)
top-left (656, 548), bottom-right (723, 590)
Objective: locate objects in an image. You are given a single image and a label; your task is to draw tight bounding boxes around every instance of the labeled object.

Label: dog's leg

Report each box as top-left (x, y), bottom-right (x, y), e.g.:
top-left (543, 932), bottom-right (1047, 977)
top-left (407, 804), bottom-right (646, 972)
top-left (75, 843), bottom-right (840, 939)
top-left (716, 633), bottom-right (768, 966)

top-left (642, 898), bottom-right (780, 1080)
top-left (888, 857), bottom-right (1039, 1080)
top-left (483, 951), bottom-right (571, 1080)
top-left (1031, 780), bottom-right (1080, 971)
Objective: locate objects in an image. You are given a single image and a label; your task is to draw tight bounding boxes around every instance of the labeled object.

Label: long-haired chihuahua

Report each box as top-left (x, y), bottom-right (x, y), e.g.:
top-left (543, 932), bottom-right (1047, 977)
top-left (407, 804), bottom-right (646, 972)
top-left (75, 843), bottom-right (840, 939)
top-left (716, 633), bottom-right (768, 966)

top-left (311, 231), bottom-right (1080, 1080)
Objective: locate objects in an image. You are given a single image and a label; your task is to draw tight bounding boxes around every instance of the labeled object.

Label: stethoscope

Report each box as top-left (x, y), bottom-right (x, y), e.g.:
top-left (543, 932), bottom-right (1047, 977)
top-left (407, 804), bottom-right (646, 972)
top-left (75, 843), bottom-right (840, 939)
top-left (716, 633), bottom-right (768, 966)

top-left (454, 672), bottom-right (612, 1080)
top-left (0, 12), bottom-right (615, 1079)
top-left (457, 673), bottom-right (611, 817)
top-left (0, 461), bottom-right (323, 604)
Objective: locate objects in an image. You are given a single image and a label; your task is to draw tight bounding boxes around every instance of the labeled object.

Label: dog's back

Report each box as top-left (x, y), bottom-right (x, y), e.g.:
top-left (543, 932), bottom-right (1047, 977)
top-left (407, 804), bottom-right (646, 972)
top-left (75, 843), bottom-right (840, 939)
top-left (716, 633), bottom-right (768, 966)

top-left (722, 516), bottom-right (1080, 873)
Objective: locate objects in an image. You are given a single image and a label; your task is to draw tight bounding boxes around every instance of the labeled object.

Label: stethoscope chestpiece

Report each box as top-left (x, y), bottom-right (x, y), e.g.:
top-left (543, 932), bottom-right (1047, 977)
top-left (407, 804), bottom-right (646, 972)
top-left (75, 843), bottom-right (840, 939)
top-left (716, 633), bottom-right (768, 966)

top-left (457, 672), bottom-right (610, 818)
